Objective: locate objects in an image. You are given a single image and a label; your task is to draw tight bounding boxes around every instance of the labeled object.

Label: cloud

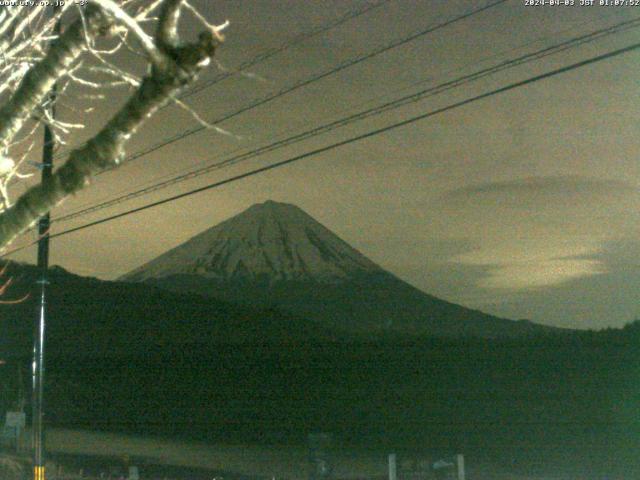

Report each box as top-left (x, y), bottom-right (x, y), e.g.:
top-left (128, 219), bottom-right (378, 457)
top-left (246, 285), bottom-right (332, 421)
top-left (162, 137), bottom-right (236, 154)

top-left (480, 239), bottom-right (640, 329)
top-left (433, 175), bottom-right (640, 238)
top-left (441, 175), bottom-right (638, 207)
top-left (450, 239), bottom-right (607, 290)
top-left (422, 175), bottom-right (640, 293)
top-left (555, 238), bottom-right (640, 270)
top-left (420, 239), bottom-right (640, 329)
top-left (447, 175), bottom-right (638, 198)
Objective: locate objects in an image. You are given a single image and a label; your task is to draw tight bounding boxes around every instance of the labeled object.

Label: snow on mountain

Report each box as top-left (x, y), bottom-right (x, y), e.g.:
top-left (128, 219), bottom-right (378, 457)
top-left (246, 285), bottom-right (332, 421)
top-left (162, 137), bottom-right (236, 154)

top-left (123, 200), bottom-right (381, 284)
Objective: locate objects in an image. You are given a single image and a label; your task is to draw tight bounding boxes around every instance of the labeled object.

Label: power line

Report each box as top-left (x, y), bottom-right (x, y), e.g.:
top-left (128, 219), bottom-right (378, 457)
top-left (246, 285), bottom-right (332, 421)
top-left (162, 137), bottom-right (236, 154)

top-left (53, 17), bottom-right (640, 224)
top-left (59, 14), bottom-right (637, 218)
top-left (3, 40), bottom-right (637, 258)
top-left (178, 0), bottom-right (393, 101)
top-left (90, 0), bottom-right (509, 176)
top-left (51, 0), bottom-right (393, 162)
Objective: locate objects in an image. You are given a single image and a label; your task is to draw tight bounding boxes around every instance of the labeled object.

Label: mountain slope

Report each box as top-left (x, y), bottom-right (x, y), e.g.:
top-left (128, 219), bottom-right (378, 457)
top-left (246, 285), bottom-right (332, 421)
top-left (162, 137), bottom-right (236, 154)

top-left (122, 201), bottom-right (559, 338)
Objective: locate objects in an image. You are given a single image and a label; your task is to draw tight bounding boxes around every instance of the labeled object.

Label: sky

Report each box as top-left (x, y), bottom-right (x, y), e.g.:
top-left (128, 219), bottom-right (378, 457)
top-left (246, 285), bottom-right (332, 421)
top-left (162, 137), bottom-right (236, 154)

top-left (4, 0), bottom-right (640, 330)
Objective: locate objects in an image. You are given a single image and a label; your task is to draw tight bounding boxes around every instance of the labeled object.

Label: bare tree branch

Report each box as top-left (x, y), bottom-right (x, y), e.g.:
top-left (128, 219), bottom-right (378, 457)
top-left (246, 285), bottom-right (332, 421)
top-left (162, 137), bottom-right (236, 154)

top-left (89, 0), bottom-right (166, 66)
top-left (0, 7), bottom-right (114, 150)
top-left (0, 262), bottom-right (29, 304)
top-left (156, 0), bottom-right (183, 49)
top-left (0, 3), bottom-right (225, 250)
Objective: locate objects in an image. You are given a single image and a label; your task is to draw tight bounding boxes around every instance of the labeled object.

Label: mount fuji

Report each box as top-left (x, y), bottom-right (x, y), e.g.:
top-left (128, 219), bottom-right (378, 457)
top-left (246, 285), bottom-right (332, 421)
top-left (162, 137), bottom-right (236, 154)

top-left (121, 201), bottom-right (555, 338)
top-left (124, 200), bottom-right (380, 284)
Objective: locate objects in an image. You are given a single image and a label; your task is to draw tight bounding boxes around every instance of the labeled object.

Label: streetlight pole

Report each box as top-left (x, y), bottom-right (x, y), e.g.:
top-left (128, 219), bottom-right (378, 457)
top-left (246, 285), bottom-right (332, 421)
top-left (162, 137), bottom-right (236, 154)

top-left (33, 7), bottom-right (60, 480)
top-left (32, 130), bottom-right (52, 480)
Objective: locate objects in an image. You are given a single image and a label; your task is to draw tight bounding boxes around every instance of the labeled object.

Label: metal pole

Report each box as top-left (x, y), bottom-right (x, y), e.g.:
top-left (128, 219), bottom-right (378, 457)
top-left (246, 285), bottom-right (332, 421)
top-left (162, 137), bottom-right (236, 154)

top-left (456, 454), bottom-right (465, 480)
top-left (33, 7), bottom-right (60, 480)
top-left (388, 453), bottom-right (397, 480)
top-left (32, 103), bottom-right (53, 480)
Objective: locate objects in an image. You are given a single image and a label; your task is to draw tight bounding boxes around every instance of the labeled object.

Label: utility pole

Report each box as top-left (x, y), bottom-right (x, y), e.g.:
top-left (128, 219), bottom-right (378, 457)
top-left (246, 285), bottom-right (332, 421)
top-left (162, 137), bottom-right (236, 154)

top-left (33, 6), bottom-right (60, 480)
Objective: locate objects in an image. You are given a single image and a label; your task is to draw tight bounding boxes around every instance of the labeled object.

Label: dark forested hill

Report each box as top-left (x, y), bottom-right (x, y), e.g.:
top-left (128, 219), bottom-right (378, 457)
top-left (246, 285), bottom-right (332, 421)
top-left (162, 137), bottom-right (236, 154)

top-left (0, 261), bottom-right (637, 479)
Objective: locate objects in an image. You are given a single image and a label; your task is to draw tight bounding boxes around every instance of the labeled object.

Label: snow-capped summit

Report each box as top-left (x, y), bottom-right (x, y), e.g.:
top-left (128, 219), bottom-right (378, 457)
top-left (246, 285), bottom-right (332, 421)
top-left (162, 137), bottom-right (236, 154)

top-left (123, 200), bottom-right (381, 284)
